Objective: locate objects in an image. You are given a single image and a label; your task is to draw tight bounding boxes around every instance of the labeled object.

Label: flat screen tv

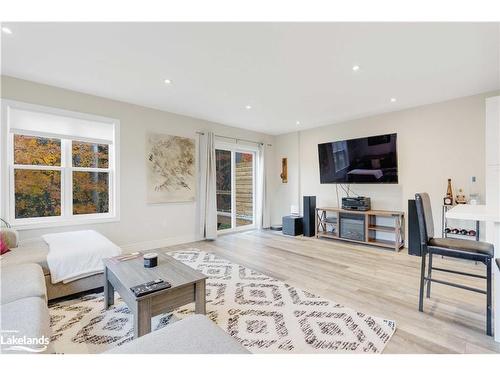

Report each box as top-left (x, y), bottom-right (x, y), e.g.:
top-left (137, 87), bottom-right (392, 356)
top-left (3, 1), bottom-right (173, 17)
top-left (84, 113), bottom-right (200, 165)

top-left (318, 133), bottom-right (398, 184)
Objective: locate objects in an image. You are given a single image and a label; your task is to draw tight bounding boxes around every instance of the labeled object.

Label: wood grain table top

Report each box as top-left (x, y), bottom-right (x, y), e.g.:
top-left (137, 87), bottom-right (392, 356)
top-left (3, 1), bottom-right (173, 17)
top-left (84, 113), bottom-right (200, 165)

top-left (103, 252), bottom-right (206, 296)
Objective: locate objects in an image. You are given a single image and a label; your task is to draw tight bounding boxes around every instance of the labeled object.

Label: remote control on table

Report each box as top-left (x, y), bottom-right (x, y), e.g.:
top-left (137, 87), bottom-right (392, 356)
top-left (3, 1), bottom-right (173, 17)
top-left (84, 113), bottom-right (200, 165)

top-left (130, 279), bottom-right (172, 297)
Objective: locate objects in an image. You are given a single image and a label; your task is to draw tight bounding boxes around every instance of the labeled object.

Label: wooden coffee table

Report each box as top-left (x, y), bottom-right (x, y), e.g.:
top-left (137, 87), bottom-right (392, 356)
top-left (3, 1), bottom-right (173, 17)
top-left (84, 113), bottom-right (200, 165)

top-left (103, 252), bottom-right (207, 338)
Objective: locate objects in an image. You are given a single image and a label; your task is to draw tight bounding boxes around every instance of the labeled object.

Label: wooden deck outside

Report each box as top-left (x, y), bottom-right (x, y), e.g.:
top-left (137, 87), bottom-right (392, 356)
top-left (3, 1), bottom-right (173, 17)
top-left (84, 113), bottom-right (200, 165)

top-left (217, 160), bottom-right (253, 228)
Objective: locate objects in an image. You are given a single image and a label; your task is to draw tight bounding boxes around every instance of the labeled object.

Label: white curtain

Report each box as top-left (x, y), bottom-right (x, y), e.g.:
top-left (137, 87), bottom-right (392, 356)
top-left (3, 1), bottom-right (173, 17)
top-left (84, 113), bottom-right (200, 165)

top-left (198, 131), bottom-right (217, 240)
top-left (256, 143), bottom-right (270, 229)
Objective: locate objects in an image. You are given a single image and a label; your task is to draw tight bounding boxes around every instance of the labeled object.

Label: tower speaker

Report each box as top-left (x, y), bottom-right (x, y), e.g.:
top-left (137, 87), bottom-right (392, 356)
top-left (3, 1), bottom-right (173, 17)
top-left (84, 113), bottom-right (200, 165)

top-left (408, 199), bottom-right (421, 256)
top-left (303, 196), bottom-right (316, 237)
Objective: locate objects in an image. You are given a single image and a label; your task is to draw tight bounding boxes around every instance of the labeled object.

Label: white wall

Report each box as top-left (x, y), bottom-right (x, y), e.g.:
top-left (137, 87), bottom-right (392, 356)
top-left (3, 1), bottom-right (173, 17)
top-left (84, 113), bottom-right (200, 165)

top-left (272, 132), bottom-right (301, 223)
top-left (3, 76), bottom-right (497, 248)
top-left (271, 92), bottom-right (499, 239)
top-left (1, 76), bottom-right (274, 250)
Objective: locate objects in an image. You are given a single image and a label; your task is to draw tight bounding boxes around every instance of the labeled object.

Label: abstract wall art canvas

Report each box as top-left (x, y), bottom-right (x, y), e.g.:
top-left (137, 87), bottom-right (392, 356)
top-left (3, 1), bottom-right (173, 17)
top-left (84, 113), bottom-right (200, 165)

top-left (146, 133), bottom-right (196, 203)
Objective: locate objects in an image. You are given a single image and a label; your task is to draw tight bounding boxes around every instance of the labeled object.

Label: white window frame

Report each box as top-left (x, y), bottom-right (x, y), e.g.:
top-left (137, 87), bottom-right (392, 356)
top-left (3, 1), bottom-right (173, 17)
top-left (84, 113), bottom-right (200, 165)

top-left (215, 140), bottom-right (257, 234)
top-left (1, 100), bottom-right (120, 230)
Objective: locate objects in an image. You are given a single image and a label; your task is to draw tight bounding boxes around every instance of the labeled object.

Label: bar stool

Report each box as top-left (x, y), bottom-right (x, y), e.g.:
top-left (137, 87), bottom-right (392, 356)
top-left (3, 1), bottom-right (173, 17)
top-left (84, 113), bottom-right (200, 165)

top-left (415, 193), bottom-right (494, 336)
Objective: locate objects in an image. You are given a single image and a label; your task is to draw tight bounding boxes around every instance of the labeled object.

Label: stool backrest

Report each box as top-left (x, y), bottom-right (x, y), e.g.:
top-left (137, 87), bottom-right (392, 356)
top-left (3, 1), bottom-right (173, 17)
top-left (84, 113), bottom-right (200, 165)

top-left (415, 193), bottom-right (434, 246)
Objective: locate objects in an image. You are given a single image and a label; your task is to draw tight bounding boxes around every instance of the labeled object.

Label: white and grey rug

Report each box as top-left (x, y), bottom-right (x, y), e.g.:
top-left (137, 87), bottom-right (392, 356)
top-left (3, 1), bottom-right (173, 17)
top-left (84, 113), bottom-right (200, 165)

top-left (49, 249), bottom-right (396, 354)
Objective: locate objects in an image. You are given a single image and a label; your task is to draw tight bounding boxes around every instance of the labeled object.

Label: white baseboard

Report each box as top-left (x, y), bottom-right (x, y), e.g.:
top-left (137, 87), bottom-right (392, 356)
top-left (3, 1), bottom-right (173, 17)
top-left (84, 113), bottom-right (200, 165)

top-left (120, 234), bottom-right (202, 253)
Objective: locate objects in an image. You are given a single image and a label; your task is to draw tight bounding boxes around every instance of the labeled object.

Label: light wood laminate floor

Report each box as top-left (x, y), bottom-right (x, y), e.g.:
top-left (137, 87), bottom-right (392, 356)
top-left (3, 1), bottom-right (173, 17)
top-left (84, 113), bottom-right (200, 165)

top-left (166, 229), bottom-right (500, 354)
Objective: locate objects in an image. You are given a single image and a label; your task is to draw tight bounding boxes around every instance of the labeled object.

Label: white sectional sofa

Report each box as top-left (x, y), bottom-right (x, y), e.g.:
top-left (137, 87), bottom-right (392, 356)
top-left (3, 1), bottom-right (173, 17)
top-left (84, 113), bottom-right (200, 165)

top-left (1, 241), bottom-right (104, 300)
top-left (0, 263), bottom-right (54, 354)
top-left (0, 245), bottom-right (249, 354)
top-left (107, 315), bottom-right (249, 354)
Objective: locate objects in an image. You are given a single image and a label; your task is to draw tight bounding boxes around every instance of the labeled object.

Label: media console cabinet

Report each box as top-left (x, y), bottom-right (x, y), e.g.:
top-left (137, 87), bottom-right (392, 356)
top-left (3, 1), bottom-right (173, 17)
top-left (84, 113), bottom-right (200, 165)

top-left (315, 207), bottom-right (405, 251)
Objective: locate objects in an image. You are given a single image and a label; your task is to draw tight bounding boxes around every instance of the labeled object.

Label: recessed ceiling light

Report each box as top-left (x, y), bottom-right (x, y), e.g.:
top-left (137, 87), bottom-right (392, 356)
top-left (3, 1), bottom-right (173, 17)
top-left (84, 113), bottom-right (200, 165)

top-left (1, 27), bottom-right (12, 35)
top-left (390, 98), bottom-right (397, 103)
top-left (296, 121), bottom-right (301, 126)
top-left (164, 79), bottom-right (172, 85)
top-left (245, 105), bottom-right (252, 110)
top-left (352, 65), bottom-right (360, 71)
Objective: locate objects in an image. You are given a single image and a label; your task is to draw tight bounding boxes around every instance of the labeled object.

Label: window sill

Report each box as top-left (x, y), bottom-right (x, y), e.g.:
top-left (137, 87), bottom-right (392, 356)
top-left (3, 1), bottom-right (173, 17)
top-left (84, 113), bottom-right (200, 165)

top-left (11, 216), bottom-right (120, 231)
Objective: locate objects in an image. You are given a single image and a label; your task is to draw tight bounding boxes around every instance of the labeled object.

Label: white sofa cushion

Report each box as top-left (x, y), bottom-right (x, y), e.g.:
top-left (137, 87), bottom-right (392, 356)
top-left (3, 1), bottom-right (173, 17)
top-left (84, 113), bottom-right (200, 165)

top-left (106, 315), bottom-right (249, 354)
top-left (0, 297), bottom-right (53, 354)
top-left (0, 241), bottom-right (50, 275)
top-left (1, 263), bottom-right (47, 304)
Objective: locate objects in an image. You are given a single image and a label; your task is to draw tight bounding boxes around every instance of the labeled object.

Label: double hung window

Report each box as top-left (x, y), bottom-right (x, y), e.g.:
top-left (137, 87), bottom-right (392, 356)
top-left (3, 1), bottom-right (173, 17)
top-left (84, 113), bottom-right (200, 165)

top-left (2, 101), bottom-right (120, 228)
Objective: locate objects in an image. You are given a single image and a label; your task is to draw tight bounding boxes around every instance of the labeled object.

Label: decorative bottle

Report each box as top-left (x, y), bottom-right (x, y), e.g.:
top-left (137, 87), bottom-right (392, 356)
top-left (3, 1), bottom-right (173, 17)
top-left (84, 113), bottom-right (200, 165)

top-left (443, 178), bottom-right (454, 205)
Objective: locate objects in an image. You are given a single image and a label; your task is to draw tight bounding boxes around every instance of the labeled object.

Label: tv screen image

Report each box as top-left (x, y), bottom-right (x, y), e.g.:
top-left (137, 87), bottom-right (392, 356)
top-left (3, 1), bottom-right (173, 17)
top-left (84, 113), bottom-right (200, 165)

top-left (318, 133), bottom-right (398, 184)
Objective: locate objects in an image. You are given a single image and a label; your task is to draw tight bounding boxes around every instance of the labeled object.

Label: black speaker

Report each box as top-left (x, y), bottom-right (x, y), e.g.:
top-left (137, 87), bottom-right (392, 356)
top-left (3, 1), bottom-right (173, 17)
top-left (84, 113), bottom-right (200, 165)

top-left (303, 196), bottom-right (316, 237)
top-left (408, 199), bottom-right (421, 256)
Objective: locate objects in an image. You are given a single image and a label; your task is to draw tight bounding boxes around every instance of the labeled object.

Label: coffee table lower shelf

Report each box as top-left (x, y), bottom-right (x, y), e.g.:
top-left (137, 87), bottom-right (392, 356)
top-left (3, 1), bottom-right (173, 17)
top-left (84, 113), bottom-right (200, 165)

top-left (103, 253), bottom-right (207, 338)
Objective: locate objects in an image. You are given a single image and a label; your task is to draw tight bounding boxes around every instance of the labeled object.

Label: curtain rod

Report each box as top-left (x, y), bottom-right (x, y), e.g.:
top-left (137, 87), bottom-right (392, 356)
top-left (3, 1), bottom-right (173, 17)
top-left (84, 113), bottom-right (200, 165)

top-left (196, 131), bottom-right (272, 147)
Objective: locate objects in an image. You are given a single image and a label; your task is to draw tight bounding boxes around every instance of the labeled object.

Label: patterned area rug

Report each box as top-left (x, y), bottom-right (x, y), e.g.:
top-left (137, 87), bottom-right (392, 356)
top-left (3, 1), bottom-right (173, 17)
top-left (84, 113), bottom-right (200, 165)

top-left (49, 249), bottom-right (396, 354)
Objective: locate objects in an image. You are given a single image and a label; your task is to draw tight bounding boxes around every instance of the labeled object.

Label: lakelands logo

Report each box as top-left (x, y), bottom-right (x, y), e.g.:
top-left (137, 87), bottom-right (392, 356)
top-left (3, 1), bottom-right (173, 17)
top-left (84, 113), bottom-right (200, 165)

top-left (0, 330), bottom-right (50, 353)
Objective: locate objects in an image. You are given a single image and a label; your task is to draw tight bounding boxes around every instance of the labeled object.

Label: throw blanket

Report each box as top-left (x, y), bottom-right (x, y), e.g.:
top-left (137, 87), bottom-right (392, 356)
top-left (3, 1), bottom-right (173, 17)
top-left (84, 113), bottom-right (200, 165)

top-left (42, 230), bottom-right (122, 284)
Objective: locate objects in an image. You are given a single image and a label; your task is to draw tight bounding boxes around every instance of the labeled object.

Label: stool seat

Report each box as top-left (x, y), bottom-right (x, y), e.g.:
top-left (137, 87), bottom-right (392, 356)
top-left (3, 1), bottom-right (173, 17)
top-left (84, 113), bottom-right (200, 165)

top-left (429, 237), bottom-right (494, 257)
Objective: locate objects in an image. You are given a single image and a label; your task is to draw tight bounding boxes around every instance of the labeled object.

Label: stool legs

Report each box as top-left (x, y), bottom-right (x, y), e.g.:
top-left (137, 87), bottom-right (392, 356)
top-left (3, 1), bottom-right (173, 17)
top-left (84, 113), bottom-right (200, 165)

top-left (419, 250), bottom-right (427, 312)
top-left (417, 248), bottom-right (493, 336)
top-left (486, 258), bottom-right (492, 336)
top-left (426, 253), bottom-right (433, 298)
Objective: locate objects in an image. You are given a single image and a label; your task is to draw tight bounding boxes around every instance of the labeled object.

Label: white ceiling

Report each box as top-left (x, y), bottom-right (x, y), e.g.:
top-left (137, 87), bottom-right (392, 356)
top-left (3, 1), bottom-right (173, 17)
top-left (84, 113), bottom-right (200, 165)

top-left (2, 22), bottom-right (499, 135)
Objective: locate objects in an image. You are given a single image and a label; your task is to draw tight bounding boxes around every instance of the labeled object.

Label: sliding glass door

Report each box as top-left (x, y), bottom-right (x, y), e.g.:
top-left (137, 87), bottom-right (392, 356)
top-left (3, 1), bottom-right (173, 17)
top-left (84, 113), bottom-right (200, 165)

top-left (216, 145), bottom-right (256, 232)
top-left (215, 149), bottom-right (232, 230)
